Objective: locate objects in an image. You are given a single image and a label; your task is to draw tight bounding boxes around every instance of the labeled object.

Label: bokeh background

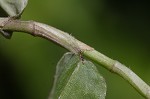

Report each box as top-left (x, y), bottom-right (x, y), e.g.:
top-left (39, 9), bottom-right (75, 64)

top-left (0, 0), bottom-right (150, 99)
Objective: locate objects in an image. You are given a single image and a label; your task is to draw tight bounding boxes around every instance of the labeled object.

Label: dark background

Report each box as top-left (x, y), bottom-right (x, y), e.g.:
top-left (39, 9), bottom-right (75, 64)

top-left (0, 0), bottom-right (150, 99)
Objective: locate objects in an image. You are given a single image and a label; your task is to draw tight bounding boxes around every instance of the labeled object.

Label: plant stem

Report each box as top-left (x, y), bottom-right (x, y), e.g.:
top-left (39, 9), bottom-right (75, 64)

top-left (85, 50), bottom-right (150, 99)
top-left (0, 18), bottom-right (150, 98)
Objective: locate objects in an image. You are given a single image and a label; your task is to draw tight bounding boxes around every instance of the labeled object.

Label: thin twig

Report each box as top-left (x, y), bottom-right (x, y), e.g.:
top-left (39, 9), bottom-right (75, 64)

top-left (0, 18), bottom-right (150, 99)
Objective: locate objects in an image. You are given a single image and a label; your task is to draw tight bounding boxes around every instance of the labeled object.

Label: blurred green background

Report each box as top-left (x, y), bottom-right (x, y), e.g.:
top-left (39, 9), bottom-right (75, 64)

top-left (0, 0), bottom-right (150, 99)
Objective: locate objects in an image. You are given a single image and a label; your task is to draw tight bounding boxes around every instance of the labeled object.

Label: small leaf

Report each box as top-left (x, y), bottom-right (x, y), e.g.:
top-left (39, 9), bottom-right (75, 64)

top-left (0, 0), bottom-right (28, 17)
top-left (0, 0), bottom-right (28, 38)
top-left (50, 52), bottom-right (107, 99)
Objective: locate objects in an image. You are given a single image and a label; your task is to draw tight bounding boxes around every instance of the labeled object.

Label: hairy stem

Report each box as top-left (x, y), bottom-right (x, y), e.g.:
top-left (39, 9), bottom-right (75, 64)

top-left (0, 18), bottom-right (150, 98)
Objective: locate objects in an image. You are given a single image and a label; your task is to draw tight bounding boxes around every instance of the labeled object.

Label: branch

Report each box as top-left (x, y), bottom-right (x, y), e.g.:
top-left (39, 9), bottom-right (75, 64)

top-left (0, 18), bottom-right (150, 98)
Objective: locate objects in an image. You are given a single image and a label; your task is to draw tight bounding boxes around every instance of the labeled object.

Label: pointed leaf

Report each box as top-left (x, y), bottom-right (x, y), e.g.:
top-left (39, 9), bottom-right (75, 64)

top-left (0, 0), bottom-right (28, 17)
top-left (0, 0), bottom-right (28, 38)
top-left (50, 52), bottom-right (107, 99)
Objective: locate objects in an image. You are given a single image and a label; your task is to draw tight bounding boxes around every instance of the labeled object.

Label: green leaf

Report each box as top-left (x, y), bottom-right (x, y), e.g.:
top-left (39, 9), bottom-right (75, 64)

top-left (0, 0), bottom-right (28, 38)
top-left (50, 52), bottom-right (107, 99)
top-left (0, 0), bottom-right (28, 17)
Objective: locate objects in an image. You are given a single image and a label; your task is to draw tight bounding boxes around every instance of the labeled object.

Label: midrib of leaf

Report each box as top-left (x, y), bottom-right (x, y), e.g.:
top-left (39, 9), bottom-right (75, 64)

top-left (55, 54), bottom-right (80, 98)
top-left (58, 61), bottom-right (81, 98)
